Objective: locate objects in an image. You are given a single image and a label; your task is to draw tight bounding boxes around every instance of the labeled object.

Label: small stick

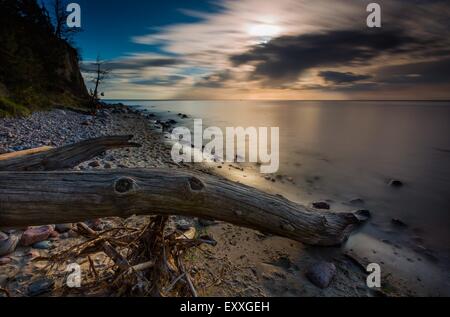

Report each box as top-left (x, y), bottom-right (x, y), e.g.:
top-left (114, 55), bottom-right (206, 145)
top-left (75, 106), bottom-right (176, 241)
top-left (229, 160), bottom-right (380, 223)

top-left (163, 273), bottom-right (186, 294)
top-left (0, 287), bottom-right (10, 297)
top-left (88, 255), bottom-right (99, 279)
top-left (77, 223), bottom-right (130, 271)
top-left (128, 261), bottom-right (155, 273)
top-left (178, 258), bottom-right (198, 297)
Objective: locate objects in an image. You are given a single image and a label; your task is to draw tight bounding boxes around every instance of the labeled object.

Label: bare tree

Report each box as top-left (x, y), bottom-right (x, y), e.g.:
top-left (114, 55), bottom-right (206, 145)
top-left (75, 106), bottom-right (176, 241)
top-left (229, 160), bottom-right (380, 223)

top-left (47, 0), bottom-right (80, 40)
top-left (84, 56), bottom-right (110, 113)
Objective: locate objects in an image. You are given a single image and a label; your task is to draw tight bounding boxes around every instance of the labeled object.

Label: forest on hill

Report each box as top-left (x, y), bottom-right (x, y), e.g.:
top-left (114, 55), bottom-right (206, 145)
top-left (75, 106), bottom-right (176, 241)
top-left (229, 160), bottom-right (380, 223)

top-left (0, 0), bottom-right (89, 117)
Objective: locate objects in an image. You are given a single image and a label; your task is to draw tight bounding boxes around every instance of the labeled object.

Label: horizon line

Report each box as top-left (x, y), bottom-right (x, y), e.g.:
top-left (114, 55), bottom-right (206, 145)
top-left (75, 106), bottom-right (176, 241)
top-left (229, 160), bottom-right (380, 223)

top-left (103, 99), bottom-right (450, 102)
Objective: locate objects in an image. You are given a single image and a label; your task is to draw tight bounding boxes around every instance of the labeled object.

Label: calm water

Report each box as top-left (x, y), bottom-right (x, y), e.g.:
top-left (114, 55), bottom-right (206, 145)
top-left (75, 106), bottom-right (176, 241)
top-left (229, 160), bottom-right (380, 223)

top-left (113, 100), bottom-right (450, 293)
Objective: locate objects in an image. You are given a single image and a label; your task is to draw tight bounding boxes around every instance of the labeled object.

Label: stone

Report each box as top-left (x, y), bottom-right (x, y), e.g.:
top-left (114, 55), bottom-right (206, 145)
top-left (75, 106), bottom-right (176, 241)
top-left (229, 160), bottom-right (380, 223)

top-left (312, 202), bottom-right (331, 210)
top-left (0, 232), bottom-right (19, 257)
top-left (176, 218), bottom-right (195, 231)
top-left (0, 274), bottom-right (8, 287)
top-left (354, 210), bottom-right (371, 222)
top-left (32, 241), bottom-right (52, 250)
top-left (67, 230), bottom-right (79, 238)
top-left (391, 218), bottom-right (408, 228)
top-left (88, 161), bottom-right (100, 168)
top-left (20, 225), bottom-right (54, 247)
top-left (55, 223), bottom-right (73, 233)
top-left (306, 262), bottom-right (337, 289)
top-left (49, 231), bottom-right (59, 239)
top-left (0, 257), bottom-right (12, 266)
top-left (27, 278), bottom-right (55, 297)
top-left (85, 219), bottom-right (103, 231)
top-left (389, 180), bottom-right (404, 187)
top-left (349, 198), bottom-right (365, 205)
top-left (198, 218), bottom-right (217, 227)
top-left (81, 120), bottom-right (92, 126)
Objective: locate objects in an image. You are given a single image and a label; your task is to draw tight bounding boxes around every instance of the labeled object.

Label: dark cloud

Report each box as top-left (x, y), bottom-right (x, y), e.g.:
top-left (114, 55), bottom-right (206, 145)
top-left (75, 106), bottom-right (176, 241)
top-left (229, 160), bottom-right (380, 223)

top-left (375, 58), bottom-right (450, 85)
top-left (194, 70), bottom-right (232, 88)
top-left (230, 29), bottom-right (425, 86)
top-left (319, 71), bottom-right (372, 84)
top-left (82, 58), bottom-right (181, 73)
top-left (131, 75), bottom-right (185, 86)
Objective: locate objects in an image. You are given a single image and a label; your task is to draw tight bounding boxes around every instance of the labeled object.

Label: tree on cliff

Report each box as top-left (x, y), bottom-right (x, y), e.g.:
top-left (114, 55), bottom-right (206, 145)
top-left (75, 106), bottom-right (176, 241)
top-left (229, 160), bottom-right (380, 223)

top-left (48, 0), bottom-right (81, 41)
top-left (82, 56), bottom-right (110, 113)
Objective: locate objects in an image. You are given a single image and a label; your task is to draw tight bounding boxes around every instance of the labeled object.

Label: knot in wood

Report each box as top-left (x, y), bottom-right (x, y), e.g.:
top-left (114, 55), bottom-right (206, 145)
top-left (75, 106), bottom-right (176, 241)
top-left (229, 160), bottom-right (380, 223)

top-left (114, 177), bottom-right (136, 194)
top-left (188, 176), bottom-right (205, 192)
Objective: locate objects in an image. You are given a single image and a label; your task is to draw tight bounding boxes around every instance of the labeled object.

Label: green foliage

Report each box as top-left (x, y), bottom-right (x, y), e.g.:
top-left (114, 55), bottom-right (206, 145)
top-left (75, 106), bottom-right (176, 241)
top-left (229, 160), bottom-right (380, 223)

top-left (0, 96), bottom-right (31, 118)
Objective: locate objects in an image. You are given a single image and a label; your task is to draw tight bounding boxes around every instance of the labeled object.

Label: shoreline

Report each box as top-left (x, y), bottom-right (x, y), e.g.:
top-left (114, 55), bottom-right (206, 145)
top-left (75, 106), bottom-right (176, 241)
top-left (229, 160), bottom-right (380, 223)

top-left (0, 104), bottom-right (439, 297)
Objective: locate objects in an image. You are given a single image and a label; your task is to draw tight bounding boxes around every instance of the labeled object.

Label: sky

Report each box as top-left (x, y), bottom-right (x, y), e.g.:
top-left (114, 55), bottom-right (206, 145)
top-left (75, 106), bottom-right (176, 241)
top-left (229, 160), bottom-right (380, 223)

top-left (63, 0), bottom-right (450, 100)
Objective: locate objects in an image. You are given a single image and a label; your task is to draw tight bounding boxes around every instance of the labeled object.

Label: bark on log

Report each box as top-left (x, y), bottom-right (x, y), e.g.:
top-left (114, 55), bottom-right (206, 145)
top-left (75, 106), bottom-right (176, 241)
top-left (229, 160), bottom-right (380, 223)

top-left (0, 136), bottom-right (140, 172)
top-left (0, 169), bottom-right (369, 246)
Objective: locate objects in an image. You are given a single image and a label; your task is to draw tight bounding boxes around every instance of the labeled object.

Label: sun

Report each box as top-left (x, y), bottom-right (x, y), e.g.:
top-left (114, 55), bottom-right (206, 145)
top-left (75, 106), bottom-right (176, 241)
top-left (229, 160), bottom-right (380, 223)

top-left (247, 23), bottom-right (282, 40)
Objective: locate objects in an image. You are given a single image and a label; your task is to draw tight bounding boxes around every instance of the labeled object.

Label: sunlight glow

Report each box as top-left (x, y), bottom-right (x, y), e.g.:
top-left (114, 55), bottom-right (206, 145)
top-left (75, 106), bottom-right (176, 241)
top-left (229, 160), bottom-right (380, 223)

top-left (247, 23), bottom-right (282, 39)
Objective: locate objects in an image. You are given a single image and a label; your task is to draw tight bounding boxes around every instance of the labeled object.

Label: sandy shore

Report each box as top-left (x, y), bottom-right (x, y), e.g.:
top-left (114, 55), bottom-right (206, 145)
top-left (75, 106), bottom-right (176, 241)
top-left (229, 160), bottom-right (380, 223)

top-left (0, 105), bottom-right (413, 297)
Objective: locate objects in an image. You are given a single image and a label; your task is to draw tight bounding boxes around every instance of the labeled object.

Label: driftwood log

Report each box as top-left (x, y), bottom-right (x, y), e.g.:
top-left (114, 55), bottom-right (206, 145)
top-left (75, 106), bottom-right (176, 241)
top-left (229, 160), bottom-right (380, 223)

top-left (0, 169), bottom-right (368, 246)
top-left (0, 135), bottom-right (368, 246)
top-left (0, 146), bottom-right (54, 161)
top-left (0, 135), bottom-right (140, 171)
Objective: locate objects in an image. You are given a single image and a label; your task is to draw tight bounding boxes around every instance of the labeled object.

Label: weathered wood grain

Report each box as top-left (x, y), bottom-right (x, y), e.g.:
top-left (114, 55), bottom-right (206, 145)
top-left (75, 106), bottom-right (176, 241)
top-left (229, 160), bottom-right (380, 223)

top-left (0, 169), bottom-right (369, 246)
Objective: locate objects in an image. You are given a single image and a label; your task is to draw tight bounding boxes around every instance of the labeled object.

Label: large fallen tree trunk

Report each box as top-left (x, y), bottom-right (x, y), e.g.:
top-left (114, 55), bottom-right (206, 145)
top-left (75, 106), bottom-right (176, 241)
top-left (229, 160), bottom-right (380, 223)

top-left (0, 169), bottom-right (368, 246)
top-left (0, 136), bottom-right (140, 171)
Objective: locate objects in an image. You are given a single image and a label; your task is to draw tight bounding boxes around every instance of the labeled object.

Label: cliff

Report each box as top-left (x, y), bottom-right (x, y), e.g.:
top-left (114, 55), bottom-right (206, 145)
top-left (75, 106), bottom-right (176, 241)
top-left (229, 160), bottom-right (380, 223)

top-left (0, 0), bottom-right (90, 117)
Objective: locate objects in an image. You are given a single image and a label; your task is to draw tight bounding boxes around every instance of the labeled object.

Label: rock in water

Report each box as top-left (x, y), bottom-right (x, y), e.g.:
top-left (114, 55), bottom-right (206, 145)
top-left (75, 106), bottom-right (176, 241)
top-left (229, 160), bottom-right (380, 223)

top-left (349, 198), bottom-right (365, 205)
top-left (312, 202), bottom-right (331, 210)
top-left (389, 180), bottom-right (404, 187)
top-left (306, 262), bottom-right (337, 289)
top-left (391, 218), bottom-right (408, 228)
top-left (28, 278), bottom-right (55, 297)
top-left (20, 226), bottom-right (54, 247)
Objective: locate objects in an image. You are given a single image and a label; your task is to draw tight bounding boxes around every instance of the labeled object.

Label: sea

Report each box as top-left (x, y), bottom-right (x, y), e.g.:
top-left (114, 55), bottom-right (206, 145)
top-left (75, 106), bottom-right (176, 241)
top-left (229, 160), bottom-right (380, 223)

top-left (110, 100), bottom-right (450, 295)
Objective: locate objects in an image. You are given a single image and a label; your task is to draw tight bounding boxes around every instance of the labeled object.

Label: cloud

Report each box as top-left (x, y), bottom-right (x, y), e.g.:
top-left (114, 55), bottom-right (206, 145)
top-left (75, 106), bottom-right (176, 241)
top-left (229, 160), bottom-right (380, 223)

top-left (375, 58), bottom-right (450, 85)
top-left (319, 71), bottom-right (372, 84)
top-left (194, 70), bottom-right (233, 88)
top-left (82, 55), bottom-right (181, 72)
top-left (230, 29), bottom-right (425, 86)
top-left (89, 0), bottom-right (450, 99)
top-left (130, 75), bottom-right (186, 86)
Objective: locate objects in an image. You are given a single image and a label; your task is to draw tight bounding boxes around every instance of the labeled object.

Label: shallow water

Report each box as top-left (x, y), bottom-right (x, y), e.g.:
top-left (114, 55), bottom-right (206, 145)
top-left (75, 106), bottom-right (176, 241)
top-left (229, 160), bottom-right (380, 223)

top-left (112, 100), bottom-right (450, 295)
